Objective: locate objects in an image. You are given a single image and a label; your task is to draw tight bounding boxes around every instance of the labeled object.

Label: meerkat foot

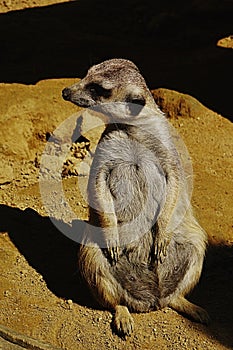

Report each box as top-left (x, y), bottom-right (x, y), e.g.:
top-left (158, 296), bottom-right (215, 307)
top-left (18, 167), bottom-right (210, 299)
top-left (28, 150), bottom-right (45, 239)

top-left (112, 305), bottom-right (134, 338)
top-left (169, 296), bottom-right (210, 325)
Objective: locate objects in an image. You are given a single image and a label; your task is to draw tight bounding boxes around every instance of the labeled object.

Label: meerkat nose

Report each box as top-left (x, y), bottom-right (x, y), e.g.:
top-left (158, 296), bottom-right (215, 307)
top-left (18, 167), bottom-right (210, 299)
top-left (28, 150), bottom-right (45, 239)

top-left (62, 87), bottom-right (71, 101)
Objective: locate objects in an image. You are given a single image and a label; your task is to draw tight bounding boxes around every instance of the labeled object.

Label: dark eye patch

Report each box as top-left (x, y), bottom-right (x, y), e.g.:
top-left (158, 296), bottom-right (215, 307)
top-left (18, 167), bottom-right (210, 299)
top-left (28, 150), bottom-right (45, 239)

top-left (86, 83), bottom-right (112, 99)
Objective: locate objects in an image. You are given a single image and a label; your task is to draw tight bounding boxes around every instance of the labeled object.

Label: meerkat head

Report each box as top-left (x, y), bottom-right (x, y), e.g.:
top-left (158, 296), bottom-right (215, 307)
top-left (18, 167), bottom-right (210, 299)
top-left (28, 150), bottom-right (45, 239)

top-left (62, 59), bottom-right (155, 118)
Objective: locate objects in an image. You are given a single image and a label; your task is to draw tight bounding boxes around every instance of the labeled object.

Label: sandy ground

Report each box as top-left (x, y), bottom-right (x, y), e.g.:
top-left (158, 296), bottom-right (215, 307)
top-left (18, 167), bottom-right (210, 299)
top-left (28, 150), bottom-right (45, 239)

top-left (0, 0), bottom-right (73, 13)
top-left (0, 1), bottom-right (233, 350)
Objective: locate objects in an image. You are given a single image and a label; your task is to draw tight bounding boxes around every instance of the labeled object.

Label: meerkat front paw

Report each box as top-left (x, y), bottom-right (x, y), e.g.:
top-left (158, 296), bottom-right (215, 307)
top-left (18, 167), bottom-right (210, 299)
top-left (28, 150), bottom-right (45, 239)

top-left (103, 246), bottom-right (120, 265)
top-left (109, 246), bottom-right (120, 264)
top-left (112, 305), bottom-right (134, 339)
top-left (155, 236), bottom-right (171, 263)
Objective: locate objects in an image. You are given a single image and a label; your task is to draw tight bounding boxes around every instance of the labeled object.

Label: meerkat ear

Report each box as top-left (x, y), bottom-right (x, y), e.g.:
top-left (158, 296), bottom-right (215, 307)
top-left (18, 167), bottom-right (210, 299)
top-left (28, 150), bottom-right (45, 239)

top-left (125, 93), bottom-right (146, 116)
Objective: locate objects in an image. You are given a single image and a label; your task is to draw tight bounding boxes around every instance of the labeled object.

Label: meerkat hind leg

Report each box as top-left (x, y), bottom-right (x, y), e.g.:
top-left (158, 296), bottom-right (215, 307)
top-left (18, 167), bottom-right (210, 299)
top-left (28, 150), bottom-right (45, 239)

top-left (112, 305), bottom-right (134, 338)
top-left (169, 296), bottom-right (210, 324)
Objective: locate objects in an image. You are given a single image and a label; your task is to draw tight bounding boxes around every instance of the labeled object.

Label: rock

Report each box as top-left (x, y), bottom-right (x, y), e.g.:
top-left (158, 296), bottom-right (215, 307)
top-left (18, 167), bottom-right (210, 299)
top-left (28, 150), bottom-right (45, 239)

top-left (217, 35), bottom-right (233, 49)
top-left (0, 160), bottom-right (14, 185)
top-left (152, 88), bottom-right (204, 119)
top-left (0, 324), bottom-right (62, 350)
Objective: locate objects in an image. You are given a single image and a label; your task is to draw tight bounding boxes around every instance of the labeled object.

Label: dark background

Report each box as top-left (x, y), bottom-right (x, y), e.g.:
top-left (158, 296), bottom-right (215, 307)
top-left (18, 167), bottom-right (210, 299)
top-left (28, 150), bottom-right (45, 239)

top-left (0, 0), bottom-right (232, 119)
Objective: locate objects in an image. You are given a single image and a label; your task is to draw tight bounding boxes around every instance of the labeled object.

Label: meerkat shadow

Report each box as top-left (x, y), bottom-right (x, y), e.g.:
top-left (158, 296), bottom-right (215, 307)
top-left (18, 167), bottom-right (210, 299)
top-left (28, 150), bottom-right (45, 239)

top-left (189, 244), bottom-right (233, 347)
top-left (1, 205), bottom-right (232, 346)
top-left (0, 204), bottom-right (96, 308)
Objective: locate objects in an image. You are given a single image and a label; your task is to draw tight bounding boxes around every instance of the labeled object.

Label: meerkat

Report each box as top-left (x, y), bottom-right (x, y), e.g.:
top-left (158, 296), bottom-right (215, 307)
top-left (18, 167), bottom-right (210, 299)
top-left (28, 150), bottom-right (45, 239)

top-left (62, 58), bottom-right (209, 338)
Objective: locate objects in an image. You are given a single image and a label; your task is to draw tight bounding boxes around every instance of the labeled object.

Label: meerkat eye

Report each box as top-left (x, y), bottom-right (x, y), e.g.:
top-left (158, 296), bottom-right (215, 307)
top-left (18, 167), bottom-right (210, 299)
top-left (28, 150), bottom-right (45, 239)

top-left (86, 83), bottom-right (112, 98)
top-left (125, 94), bottom-right (146, 116)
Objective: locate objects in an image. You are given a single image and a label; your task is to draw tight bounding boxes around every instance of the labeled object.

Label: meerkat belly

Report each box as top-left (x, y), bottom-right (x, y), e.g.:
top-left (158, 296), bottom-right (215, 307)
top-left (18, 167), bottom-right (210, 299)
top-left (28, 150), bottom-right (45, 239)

top-left (108, 162), bottom-right (149, 223)
top-left (101, 133), bottom-right (167, 234)
top-left (111, 255), bottom-right (160, 312)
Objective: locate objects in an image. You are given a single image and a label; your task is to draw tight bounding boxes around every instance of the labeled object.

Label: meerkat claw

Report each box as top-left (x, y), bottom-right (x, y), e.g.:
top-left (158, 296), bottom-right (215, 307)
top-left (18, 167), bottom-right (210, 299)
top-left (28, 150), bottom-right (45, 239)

top-left (107, 246), bottom-right (119, 264)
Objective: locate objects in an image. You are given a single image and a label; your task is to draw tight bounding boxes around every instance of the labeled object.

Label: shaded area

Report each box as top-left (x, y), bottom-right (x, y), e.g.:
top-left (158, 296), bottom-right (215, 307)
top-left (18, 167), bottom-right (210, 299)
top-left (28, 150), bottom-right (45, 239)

top-left (190, 245), bottom-right (233, 349)
top-left (0, 204), bottom-right (233, 347)
top-left (0, 0), bottom-right (233, 119)
top-left (0, 204), bottom-right (94, 307)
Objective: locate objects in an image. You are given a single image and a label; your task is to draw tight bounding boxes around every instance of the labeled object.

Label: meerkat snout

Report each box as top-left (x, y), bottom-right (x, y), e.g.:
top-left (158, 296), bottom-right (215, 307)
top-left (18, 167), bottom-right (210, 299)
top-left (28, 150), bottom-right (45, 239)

top-left (62, 87), bottom-right (71, 101)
